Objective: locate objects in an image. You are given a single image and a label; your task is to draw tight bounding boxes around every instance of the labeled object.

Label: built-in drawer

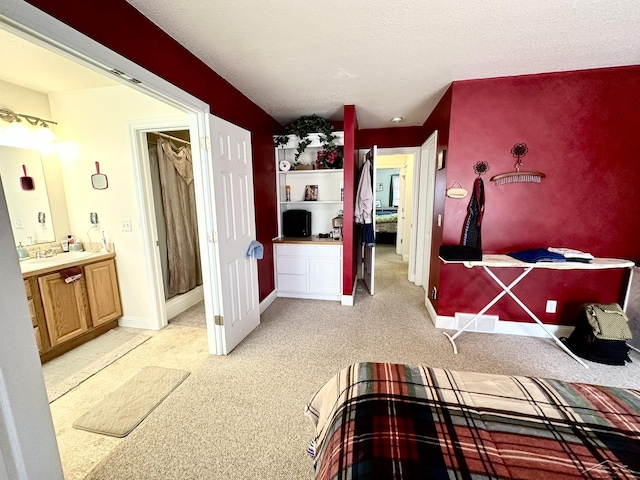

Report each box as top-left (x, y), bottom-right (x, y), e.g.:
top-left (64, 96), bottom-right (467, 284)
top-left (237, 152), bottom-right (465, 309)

top-left (276, 244), bottom-right (341, 258)
top-left (277, 274), bottom-right (307, 292)
top-left (276, 256), bottom-right (306, 275)
top-left (23, 279), bottom-right (31, 297)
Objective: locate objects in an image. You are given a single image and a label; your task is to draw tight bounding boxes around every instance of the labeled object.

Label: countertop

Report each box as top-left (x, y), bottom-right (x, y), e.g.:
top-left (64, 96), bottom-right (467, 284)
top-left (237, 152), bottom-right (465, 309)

top-left (272, 236), bottom-right (343, 245)
top-left (20, 251), bottom-right (116, 278)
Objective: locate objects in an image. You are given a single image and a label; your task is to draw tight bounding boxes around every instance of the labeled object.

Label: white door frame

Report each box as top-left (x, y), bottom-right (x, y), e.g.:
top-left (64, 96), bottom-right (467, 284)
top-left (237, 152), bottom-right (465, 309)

top-left (375, 147), bottom-right (421, 279)
top-left (410, 132), bottom-right (437, 289)
top-left (0, 3), bottom-right (233, 475)
top-left (129, 116), bottom-right (203, 331)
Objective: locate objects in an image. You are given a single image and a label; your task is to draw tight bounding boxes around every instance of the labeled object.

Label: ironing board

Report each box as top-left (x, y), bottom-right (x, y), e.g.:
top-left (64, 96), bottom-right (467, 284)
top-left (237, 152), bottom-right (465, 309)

top-left (440, 254), bottom-right (635, 368)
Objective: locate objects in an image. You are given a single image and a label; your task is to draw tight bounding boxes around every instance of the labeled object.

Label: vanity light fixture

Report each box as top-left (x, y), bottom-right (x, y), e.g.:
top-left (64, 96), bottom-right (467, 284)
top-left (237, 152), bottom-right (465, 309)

top-left (391, 116), bottom-right (403, 124)
top-left (0, 108), bottom-right (57, 141)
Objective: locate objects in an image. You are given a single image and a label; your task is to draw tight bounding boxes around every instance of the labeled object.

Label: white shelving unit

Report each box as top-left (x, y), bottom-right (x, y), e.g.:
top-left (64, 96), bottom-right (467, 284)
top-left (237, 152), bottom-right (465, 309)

top-left (273, 132), bottom-right (344, 301)
top-left (275, 132), bottom-right (344, 237)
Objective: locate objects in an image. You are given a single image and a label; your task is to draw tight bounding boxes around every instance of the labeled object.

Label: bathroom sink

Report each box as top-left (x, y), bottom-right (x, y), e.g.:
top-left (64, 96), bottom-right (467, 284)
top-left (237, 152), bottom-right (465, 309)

top-left (25, 251), bottom-right (94, 264)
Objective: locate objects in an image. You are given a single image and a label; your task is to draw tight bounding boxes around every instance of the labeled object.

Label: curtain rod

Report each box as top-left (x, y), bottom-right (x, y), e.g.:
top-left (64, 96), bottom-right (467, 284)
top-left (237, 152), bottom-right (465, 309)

top-left (149, 131), bottom-right (191, 145)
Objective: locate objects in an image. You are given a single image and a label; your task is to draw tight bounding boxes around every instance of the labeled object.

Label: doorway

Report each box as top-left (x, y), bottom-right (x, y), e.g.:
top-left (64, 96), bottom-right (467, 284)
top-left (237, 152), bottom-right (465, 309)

top-left (144, 129), bottom-right (204, 320)
top-left (374, 148), bottom-right (419, 281)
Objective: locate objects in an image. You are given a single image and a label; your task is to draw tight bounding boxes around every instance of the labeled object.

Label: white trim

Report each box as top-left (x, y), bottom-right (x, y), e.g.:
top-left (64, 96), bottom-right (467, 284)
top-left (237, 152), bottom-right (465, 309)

top-left (260, 290), bottom-right (278, 314)
top-left (129, 117), bottom-right (202, 331)
top-left (424, 298), bottom-right (438, 327)
top-left (277, 292), bottom-right (342, 301)
top-left (0, 371), bottom-right (27, 480)
top-left (0, 1), bottom-right (207, 113)
top-left (166, 286), bottom-right (205, 320)
top-left (118, 315), bottom-right (162, 330)
top-left (434, 314), bottom-right (574, 339)
top-left (341, 277), bottom-right (358, 306)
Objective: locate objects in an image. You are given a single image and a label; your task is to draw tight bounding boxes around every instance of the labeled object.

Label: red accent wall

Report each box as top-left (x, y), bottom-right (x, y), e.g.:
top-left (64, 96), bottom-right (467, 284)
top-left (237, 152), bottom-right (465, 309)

top-left (342, 105), bottom-right (358, 296)
top-left (25, 0), bottom-right (281, 300)
top-left (356, 126), bottom-right (425, 149)
top-left (438, 66), bottom-right (640, 324)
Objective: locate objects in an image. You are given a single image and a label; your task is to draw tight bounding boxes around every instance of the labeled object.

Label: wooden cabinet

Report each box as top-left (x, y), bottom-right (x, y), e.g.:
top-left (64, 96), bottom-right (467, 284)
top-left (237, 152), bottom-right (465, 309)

top-left (23, 279), bottom-right (42, 353)
top-left (39, 272), bottom-right (90, 347)
top-left (24, 256), bottom-right (122, 363)
top-left (84, 260), bottom-right (123, 327)
top-left (274, 243), bottom-right (342, 300)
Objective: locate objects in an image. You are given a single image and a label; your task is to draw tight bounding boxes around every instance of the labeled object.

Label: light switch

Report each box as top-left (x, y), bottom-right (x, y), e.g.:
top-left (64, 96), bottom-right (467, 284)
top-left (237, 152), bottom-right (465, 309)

top-left (121, 219), bottom-right (133, 232)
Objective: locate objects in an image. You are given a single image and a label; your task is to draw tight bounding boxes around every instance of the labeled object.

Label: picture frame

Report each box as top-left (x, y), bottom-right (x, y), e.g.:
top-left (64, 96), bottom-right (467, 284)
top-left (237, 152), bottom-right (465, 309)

top-left (437, 150), bottom-right (446, 170)
top-left (304, 184), bottom-right (318, 201)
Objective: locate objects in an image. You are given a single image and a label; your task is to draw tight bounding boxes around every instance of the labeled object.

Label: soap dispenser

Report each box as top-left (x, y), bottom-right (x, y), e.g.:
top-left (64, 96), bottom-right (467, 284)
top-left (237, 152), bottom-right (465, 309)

top-left (16, 242), bottom-right (30, 261)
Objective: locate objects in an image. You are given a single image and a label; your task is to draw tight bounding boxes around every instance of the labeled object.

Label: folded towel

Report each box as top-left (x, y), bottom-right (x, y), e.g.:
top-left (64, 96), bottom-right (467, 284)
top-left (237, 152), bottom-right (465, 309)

top-left (507, 248), bottom-right (566, 263)
top-left (245, 240), bottom-right (264, 260)
top-left (59, 266), bottom-right (82, 283)
top-left (548, 247), bottom-right (594, 260)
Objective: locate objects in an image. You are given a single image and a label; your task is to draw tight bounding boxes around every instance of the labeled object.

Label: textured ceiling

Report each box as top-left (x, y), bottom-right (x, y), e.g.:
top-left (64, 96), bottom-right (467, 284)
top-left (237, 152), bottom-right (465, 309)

top-left (125, 0), bottom-right (640, 129)
top-left (2, 2), bottom-right (640, 130)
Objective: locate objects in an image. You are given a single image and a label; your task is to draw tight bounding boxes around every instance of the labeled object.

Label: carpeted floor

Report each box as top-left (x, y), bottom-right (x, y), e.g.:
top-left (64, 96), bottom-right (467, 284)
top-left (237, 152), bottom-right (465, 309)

top-left (84, 245), bottom-right (640, 479)
top-left (168, 300), bottom-right (206, 329)
top-left (42, 328), bottom-right (150, 402)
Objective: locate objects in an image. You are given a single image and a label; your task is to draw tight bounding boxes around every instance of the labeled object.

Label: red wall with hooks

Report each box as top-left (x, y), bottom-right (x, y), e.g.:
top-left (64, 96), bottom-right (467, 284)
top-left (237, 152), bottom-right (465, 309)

top-left (436, 66), bottom-right (640, 324)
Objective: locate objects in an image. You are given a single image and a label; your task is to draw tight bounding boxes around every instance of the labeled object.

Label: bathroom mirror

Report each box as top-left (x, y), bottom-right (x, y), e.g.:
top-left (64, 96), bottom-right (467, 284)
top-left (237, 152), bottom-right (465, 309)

top-left (0, 145), bottom-right (55, 245)
top-left (91, 161), bottom-right (108, 190)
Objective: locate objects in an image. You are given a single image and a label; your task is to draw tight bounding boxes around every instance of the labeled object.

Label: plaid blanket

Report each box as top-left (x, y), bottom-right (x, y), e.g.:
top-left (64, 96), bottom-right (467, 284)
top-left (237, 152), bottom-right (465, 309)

top-left (305, 363), bottom-right (640, 480)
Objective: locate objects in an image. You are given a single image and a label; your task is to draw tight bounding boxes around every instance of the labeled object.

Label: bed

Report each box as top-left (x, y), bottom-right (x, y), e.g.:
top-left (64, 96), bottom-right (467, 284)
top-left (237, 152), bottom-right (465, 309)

top-left (305, 362), bottom-right (640, 480)
top-left (375, 210), bottom-right (398, 244)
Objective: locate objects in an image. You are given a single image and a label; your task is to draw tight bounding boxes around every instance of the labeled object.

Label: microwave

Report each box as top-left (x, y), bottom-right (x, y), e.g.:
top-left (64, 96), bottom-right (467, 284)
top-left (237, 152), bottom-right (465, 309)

top-left (283, 210), bottom-right (311, 237)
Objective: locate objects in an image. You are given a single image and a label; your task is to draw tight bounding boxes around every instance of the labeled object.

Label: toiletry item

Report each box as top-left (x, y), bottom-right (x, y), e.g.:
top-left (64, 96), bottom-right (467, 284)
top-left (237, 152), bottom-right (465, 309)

top-left (100, 231), bottom-right (108, 253)
top-left (69, 242), bottom-right (83, 252)
top-left (285, 185), bottom-right (291, 202)
top-left (61, 239), bottom-right (69, 252)
top-left (17, 242), bottom-right (30, 260)
top-left (67, 234), bottom-right (75, 244)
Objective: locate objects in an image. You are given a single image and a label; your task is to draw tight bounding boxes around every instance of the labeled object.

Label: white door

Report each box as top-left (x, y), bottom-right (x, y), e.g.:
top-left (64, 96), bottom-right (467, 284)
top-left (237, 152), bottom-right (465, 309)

top-left (410, 132), bottom-right (437, 289)
top-left (208, 115), bottom-right (260, 354)
top-left (363, 146), bottom-right (377, 295)
top-left (0, 183), bottom-right (63, 479)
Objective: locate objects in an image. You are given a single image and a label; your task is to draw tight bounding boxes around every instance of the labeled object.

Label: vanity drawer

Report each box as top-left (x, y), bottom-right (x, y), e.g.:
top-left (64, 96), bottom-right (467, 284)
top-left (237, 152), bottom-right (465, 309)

top-left (276, 274), bottom-right (307, 292)
top-left (276, 244), bottom-right (341, 258)
top-left (24, 279), bottom-right (31, 297)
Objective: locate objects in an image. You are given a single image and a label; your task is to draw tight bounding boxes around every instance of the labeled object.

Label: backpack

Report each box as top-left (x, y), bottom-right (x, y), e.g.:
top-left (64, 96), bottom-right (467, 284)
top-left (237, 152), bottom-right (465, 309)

top-left (562, 303), bottom-right (632, 366)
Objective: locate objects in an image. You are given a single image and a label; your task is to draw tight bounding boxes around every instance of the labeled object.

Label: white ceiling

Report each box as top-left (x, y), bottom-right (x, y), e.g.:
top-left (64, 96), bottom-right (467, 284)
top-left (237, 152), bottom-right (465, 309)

top-left (2, 1), bottom-right (640, 129)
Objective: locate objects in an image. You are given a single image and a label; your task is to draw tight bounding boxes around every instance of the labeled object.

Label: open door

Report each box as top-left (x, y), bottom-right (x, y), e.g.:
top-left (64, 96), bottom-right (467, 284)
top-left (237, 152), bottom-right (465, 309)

top-left (208, 115), bottom-right (260, 354)
top-left (362, 146), bottom-right (377, 295)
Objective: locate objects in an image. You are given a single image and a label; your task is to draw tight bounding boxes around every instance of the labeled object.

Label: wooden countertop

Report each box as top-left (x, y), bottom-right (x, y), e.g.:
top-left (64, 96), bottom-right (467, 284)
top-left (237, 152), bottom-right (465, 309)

top-left (272, 236), bottom-right (343, 245)
top-left (21, 251), bottom-right (116, 278)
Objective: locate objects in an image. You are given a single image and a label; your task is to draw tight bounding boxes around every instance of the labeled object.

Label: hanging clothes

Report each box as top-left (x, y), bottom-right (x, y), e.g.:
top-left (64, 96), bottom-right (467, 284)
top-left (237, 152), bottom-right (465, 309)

top-left (461, 176), bottom-right (485, 249)
top-left (355, 158), bottom-right (376, 246)
top-left (355, 158), bottom-right (373, 224)
top-left (157, 138), bottom-right (202, 296)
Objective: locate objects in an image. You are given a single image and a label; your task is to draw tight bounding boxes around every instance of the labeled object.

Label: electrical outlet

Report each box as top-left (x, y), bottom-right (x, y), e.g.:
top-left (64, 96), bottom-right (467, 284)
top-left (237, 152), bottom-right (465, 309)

top-left (14, 217), bottom-right (23, 229)
top-left (121, 219), bottom-right (133, 232)
top-left (545, 300), bottom-right (557, 314)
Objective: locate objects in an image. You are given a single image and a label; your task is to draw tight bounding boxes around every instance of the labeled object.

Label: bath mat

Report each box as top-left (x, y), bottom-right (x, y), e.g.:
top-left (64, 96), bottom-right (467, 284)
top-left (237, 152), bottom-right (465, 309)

top-left (73, 366), bottom-right (190, 437)
top-left (43, 329), bottom-right (151, 402)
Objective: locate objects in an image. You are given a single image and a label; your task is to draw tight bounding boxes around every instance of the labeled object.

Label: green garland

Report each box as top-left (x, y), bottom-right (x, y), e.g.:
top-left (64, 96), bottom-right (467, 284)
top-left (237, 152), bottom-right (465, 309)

top-left (274, 114), bottom-right (339, 163)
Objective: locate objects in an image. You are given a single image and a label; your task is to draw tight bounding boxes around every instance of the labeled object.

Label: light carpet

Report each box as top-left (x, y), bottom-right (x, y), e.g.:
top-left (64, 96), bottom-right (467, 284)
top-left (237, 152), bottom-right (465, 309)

top-left (84, 245), bottom-right (640, 479)
top-left (73, 366), bottom-right (190, 438)
top-left (42, 328), bottom-right (150, 402)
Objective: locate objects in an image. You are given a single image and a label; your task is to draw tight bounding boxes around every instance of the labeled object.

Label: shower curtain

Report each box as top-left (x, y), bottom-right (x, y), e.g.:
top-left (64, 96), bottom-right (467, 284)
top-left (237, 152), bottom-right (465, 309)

top-left (156, 137), bottom-right (202, 296)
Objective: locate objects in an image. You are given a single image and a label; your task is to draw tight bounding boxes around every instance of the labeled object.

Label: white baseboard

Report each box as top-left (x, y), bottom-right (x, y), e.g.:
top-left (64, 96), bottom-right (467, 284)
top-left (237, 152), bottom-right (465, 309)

top-left (341, 278), bottom-right (358, 306)
top-left (118, 315), bottom-right (160, 331)
top-left (166, 286), bottom-right (204, 320)
top-left (435, 313), bottom-right (574, 339)
top-left (424, 299), bottom-right (437, 326)
top-left (260, 290), bottom-right (277, 313)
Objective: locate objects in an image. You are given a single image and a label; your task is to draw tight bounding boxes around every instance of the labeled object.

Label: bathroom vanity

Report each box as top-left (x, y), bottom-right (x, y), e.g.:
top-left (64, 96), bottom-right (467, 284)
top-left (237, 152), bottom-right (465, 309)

top-left (21, 251), bottom-right (122, 363)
